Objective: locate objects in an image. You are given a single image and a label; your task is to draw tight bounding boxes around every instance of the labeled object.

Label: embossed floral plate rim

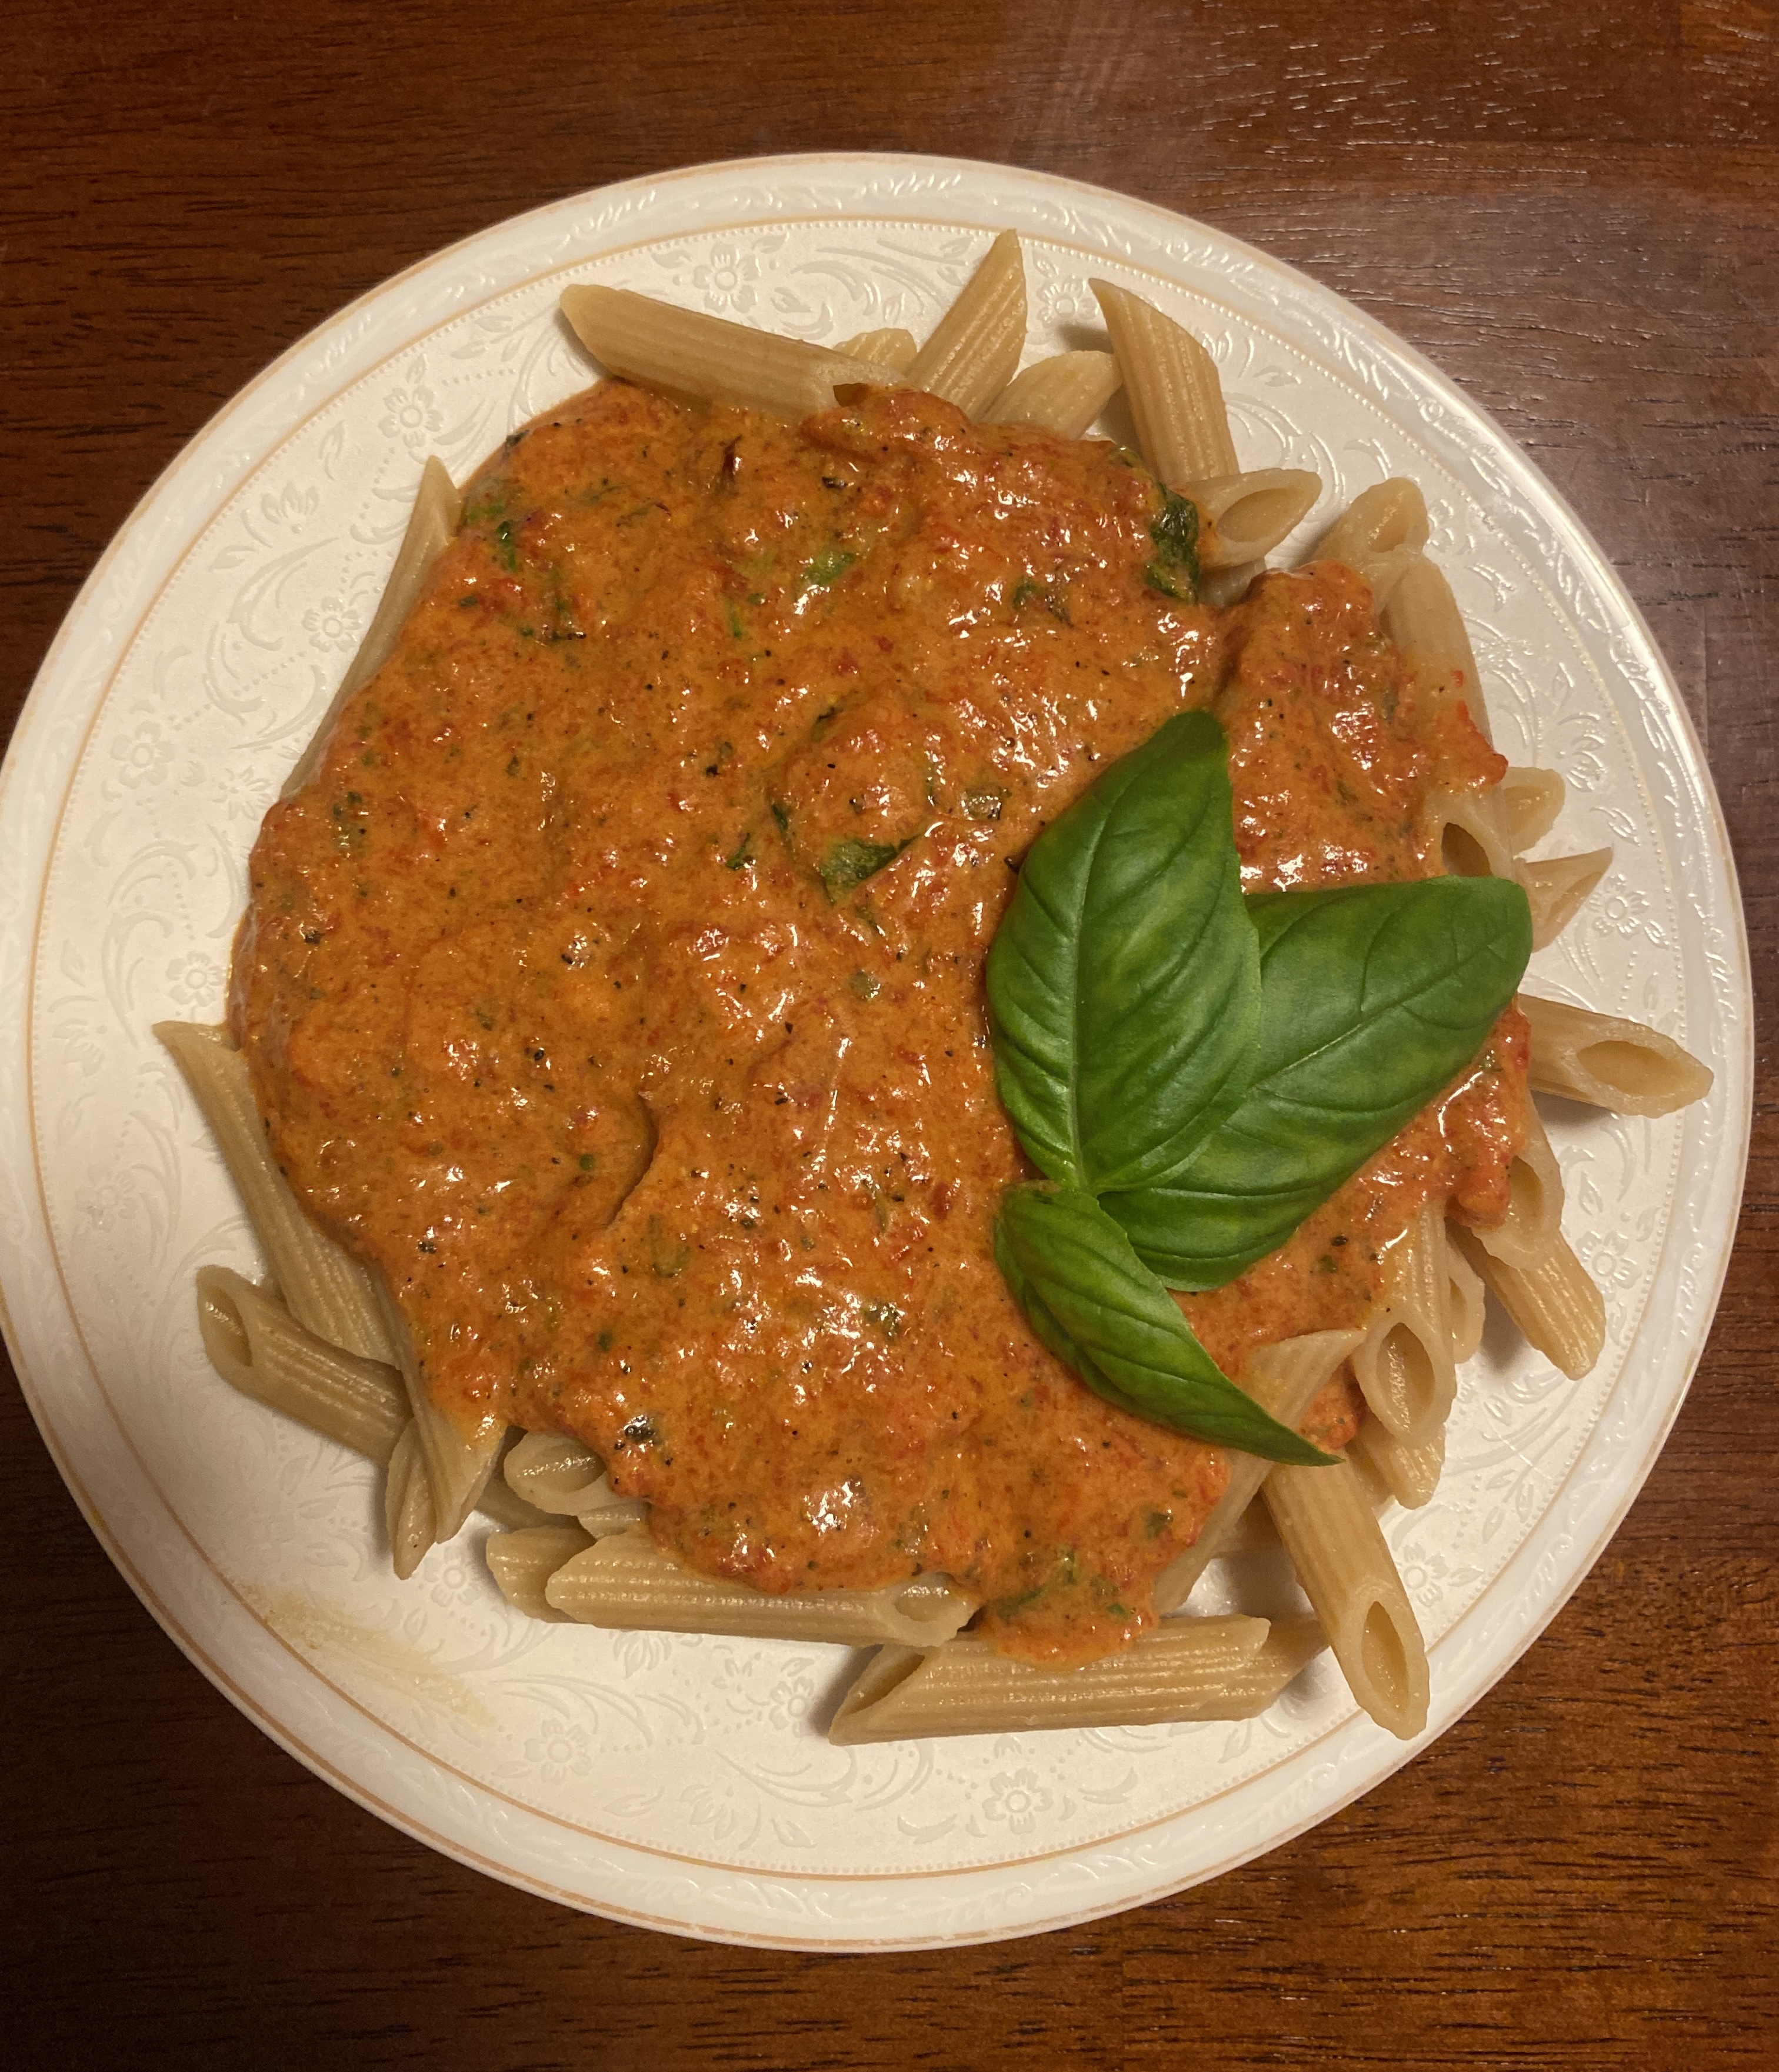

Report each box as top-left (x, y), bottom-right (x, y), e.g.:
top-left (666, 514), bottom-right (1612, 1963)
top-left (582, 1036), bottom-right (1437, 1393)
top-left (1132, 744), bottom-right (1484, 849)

top-left (0, 153), bottom-right (1751, 1949)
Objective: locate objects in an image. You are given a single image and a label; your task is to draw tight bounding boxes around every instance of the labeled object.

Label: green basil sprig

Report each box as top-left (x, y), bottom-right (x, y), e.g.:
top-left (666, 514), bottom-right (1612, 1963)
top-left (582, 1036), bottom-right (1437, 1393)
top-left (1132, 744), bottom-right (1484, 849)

top-left (1102, 877), bottom-right (1533, 1288)
top-left (986, 710), bottom-right (1259, 1197)
top-left (996, 1186), bottom-right (1332, 1464)
top-left (986, 709), bottom-right (1533, 1464)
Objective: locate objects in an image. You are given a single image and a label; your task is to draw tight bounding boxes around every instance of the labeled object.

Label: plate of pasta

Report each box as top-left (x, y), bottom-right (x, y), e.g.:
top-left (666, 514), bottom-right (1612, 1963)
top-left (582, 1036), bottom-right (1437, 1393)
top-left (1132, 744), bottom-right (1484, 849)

top-left (0, 154), bottom-right (1748, 1948)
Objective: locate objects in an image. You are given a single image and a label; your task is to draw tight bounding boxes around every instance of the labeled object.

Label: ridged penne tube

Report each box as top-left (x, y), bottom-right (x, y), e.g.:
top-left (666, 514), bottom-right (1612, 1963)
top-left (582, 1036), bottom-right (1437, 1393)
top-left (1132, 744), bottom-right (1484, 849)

top-left (1446, 1234), bottom-right (1488, 1363)
top-left (559, 285), bottom-right (892, 422)
top-left (1502, 767), bottom-right (1567, 854)
top-left (281, 455), bottom-right (459, 801)
top-left (1472, 1102), bottom-right (1564, 1272)
top-left (1091, 280), bottom-right (1238, 485)
top-left (1448, 1222), bottom-right (1605, 1380)
top-left (1154, 1328), bottom-right (1366, 1614)
top-left (385, 1421), bottom-right (437, 1582)
top-left (196, 1267), bottom-right (545, 1530)
top-left (1426, 784), bottom-right (1517, 882)
top-left (1263, 1458), bottom-right (1430, 1739)
top-left (196, 1264), bottom-right (407, 1465)
top-left (156, 1021), bottom-right (393, 1364)
top-left (486, 1524), bottom-right (594, 1622)
top-left (502, 1429), bottom-right (607, 1514)
top-left (1312, 478), bottom-right (1430, 565)
top-left (905, 231), bottom-right (1027, 417)
top-left (1349, 1416), bottom-right (1446, 1512)
top-left (544, 1527), bottom-right (977, 1647)
top-left (1381, 552), bottom-right (1493, 742)
top-left (1521, 850), bottom-right (1614, 950)
top-left (1521, 994), bottom-right (1714, 1117)
top-left (576, 1481), bottom-right (651, 1538)
top-left (836, 326), bottom-right (918, 372)
top-left (372, 1276), bottom-right (504, 1543)
top-left (1352, 1207), bottom-right (1457, 1444)
top-left (1185, 468), bottom-right (1321, 569)
top-left (984, 349), bottom-right (1121, 437)
top-left (827, 1615), bottom-right (1327, 1744)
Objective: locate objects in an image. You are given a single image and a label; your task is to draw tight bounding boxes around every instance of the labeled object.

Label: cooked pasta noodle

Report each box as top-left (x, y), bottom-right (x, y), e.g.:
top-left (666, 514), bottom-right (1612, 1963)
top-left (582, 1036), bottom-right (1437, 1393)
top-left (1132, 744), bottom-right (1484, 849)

top-left (1448, 1222), bottom-right (1605, 1380)
top-left (282, 456), bottom-right (459, 801)
top-left (1154, 1330), bottom-right (1365, 1614)
top-left (1351, 1207), bottom-right (1457, 1444)
top-left (158, 1022), bottom-right (393, 1363)
top-left (985, 349), bottom-right (1121, 436)
top-left (544, 1527), bottom-right (976, 1648)
top-left (828, 1615), bottom-right (1327, 1743)
top-left (560, 284), bottom-right (893, 420)
top-left (904, 230), bottom-right (1027, 416)
top-left (1501, 767), bottom-right (1567, 854)
top-left (1263, 1457), bottom-right (1430, 1738)
top-left (1349, 1418), bottom-right (1446, 1512)
top-left (1522, 995), bottom-right (1714, 1116)
top-left (1521, 849), bottom-right (1615, 950)
top-left (1091, 278), bottom-right (1239, 485)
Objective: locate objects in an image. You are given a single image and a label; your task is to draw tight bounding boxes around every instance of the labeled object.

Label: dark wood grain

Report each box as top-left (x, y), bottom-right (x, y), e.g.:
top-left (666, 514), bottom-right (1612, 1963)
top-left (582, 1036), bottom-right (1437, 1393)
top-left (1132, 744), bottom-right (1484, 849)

top-left (5, 2), bottom-right (1775, 2064)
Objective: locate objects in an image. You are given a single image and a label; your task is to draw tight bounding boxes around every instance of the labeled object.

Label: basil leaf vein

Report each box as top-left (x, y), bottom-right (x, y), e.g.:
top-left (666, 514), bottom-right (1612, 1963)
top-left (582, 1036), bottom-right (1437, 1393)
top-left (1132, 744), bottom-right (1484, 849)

top-left (1102, 874), bottom-right (1534, 1289)
top-left (985, 710), bottom-right (1260, 1196)
top-left (997, 1185), bottom-right (1333, 1464)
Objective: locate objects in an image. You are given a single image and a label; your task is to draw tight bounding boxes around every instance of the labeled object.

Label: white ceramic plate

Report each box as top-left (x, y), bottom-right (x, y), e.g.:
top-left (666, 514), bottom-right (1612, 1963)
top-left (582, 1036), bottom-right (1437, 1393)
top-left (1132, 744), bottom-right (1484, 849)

top-left (1, 154), bottom-right (1749, 1950)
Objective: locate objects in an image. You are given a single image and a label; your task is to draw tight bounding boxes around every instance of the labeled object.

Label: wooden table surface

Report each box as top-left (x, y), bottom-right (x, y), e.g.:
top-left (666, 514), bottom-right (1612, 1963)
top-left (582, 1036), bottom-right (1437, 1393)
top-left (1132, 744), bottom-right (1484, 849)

top-left (5, 3), bottom-right (1774, 2064)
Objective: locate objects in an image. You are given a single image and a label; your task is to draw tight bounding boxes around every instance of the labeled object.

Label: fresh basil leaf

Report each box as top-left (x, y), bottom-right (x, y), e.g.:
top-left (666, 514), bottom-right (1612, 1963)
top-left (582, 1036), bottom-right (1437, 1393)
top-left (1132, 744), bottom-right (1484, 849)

top-left (997, 1185), bottom-right (1333, 1464)
top-left (986, 711), bottom-right (1260, 1196)
top-left (1104, 874), bottom-right (1534, 1289)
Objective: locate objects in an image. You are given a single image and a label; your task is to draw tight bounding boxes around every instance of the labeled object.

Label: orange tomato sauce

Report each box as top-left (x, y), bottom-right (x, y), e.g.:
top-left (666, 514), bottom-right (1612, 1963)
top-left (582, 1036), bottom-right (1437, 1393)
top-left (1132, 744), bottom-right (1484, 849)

top-left (232, 382), bottom-right (1521, 1663)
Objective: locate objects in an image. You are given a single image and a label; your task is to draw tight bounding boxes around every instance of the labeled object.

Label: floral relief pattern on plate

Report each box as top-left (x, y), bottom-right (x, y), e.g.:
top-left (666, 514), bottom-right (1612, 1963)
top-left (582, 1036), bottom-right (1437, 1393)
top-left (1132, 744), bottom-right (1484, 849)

top-left (0, 156), bottom-right (1748, 1947)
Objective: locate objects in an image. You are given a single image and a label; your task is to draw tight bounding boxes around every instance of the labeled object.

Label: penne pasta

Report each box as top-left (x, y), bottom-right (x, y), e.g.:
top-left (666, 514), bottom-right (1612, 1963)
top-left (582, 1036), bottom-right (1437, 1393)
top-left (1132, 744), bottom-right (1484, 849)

top-left (487, 1524), bottom-right (594, 1622)
top-left (372, 1275), bottom-right (505, 1544)
top-left (1471, 1101), bottom-right (1564, 1273)
top-left (385, 1421), bottom-right (437, 1582)
top-left (158, 1021), bottom-right (394, 1364)
top-left (195, 1267), bottom-right (546, 1534)
top-left (544, 1527), bottom-right (977, 1648)
top-left (1351, 1207), bottom-right (1457, 1444)
top-left (560, 285), bottom-right (894, 421)
top-left (1426, 784), bottom-right (1517, 882)
top-left (1154, 1328), bottom-right (1366, 1613)
top-left (195, 1264), bottom-right (405, 1465)
top-left (984, 349), bottom-right (1121, 437)
top-left (281, 455), bottom-right (459, 801)
top-left (904, 231), bottom-right (1027, 417)
top-left (827, 1615), bottom-right (1327, 1744)
top-left (1521, 994), bottom-right (1714, 1117)
top-left (576, 1481), bottom-right (651, 1538)
top-left (1187, 468), bottom-right (1321, 569)
top-left (1521, 849), bottom-right (1614, 950)
top-left (502, 1430), bottom-right (608, 1515)
top-left (1445, 1235), bottom-right (1488, 1364)
top-left (1501, 767), bottom-right (1567, 854)
top-left (1381, 552), bottom-right (1493, 742)
top-left (1091, 279), bottom-right (1238, 486)
top-left (1448, 1222), bottom-right (1605, 1380)
top-left (1348, 1416), bottom-right (1446, 1512)
top-left (1263, 1456), bottom-right (1430, 1739)
top-left (836, 325), bottom-right (918, 373)
top-left (1311, 477), bottom-right (1430, 565)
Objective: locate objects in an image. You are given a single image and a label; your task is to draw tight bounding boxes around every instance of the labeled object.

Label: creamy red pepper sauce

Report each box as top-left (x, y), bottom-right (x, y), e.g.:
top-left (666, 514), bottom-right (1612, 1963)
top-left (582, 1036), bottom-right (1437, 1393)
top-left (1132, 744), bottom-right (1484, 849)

top-left (232, 382), bottom-right (1522, 1664)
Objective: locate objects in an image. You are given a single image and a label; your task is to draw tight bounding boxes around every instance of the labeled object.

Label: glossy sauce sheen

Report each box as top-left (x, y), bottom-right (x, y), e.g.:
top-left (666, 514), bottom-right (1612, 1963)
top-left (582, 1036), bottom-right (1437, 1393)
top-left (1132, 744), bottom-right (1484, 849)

top-left (234, 383), bottom-right (1519, 1663)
